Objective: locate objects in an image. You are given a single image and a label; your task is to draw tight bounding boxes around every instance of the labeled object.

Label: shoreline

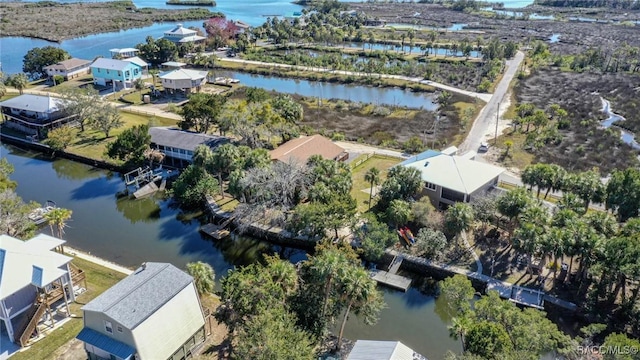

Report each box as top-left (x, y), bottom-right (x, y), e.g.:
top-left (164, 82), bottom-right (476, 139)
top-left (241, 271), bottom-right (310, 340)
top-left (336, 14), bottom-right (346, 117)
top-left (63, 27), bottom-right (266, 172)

top-left (64, 246), bottom-right (134, 275)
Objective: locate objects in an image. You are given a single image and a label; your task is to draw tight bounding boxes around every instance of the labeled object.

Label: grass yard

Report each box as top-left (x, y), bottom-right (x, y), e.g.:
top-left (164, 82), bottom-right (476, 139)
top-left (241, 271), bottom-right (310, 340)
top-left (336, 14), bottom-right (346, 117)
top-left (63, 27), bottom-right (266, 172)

top-left (64, 112), bottom-right (179, 161)
top-left (10, 257), bottom-right (127, 360)
top-left (350, 155), bottom-right (401, 212)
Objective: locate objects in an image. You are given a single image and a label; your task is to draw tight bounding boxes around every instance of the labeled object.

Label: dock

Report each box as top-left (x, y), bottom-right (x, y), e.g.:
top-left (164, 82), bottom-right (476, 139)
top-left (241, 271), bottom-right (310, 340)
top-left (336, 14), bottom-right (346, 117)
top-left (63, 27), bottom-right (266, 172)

top-left (372, 254), bottom-right (412, 292)
top-left (486, 280), bottom-right (545, 310)
top-left (199, 223), bottom-right (230, 240)
top-left (133, 182), bottom-right (158, 199)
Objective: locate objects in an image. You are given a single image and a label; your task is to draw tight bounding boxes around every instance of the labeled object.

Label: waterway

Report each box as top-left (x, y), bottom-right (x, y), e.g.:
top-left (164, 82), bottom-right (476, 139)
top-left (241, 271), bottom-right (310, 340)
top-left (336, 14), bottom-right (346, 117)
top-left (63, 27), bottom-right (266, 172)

top-left (0, 142), bottom-right (461, 359)
top-left (601, 98), bottom-right (640, 150)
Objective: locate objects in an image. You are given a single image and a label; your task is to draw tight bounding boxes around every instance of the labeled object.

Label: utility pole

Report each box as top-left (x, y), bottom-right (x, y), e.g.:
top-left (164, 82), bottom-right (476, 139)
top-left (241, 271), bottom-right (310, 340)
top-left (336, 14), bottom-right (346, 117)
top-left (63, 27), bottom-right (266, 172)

top-left (495, 101), bottom-right (500, 145)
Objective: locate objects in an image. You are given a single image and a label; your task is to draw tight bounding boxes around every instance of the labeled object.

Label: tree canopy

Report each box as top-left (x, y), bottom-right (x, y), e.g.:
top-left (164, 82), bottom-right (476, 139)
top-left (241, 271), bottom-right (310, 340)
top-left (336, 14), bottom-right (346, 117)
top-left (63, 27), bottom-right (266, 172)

top-left (23, 46), bottom-right (70, 79)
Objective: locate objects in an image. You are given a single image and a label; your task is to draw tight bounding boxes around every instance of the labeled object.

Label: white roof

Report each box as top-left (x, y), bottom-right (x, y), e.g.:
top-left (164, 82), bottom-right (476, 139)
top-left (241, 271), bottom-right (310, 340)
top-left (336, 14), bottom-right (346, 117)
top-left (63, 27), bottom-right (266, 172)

top-left (123, 56), bottom-right (148, 67)
top-left (161, 61), bottom-right (187, 68)
top-left (109, 48), bottom-right (139, 54)
top-left (176, 35), bottom-right (206, 43)
top-left (164, 24), bottom-right (197, 36)
top-left (159, 69), bottom-right (208, 81)
top-left (402, 150), bottom-right (504, 194)
top-left (347, 340), bottom-right (426, 360)
top-left (0, 94), bottom-right (63, 113)
top-left (91, 58), bottom-right (140, 71)
top-left (0, 234), bottom-right (72, 299)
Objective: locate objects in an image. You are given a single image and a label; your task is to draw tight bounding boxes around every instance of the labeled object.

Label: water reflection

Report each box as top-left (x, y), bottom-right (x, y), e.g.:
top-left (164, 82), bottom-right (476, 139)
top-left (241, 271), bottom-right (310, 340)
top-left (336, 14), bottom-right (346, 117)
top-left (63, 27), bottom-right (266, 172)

top-left (115, 195), bottom-right (162, 224)
top-left (52, 160), bottom-right (107, 181)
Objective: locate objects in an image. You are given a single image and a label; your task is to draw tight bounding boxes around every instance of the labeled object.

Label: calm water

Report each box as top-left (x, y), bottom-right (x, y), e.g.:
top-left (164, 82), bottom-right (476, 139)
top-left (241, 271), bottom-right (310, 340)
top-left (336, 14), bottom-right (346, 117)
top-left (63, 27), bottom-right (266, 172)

top-left (214, 70), bottom-right (437, 109)
top-left (1, 143), bottom-right (460, 358)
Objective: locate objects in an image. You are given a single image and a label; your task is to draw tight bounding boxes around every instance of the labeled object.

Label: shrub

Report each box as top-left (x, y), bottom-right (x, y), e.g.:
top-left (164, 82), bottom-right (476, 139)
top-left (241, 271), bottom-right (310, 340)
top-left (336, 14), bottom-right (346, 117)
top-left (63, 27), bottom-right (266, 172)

top-left (52, 75), bottom-right (65, 85)
top-left (372, 106), bottom-right (391, 117)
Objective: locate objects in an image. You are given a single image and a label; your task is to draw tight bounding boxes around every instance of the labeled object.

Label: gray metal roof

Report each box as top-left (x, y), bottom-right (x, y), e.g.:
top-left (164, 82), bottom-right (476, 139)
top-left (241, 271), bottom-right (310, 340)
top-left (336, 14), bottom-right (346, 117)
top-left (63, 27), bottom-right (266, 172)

top-left (0, 94), bottom-right (63, 113)
top-left (347, 340), bottom-right (427, 360)
top-left (91, 58), bottom-right (140, 71)
top-left (82, 262), bottom-right (193, 329)
top-left (149, 127), bottom-right (229, 152)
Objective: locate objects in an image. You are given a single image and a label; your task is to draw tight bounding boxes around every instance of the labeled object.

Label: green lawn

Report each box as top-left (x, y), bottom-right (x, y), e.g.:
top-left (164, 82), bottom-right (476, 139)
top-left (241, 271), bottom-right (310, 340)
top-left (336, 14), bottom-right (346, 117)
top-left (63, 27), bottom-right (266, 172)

top-left (65, 112), bottom-right (179, 161)
top-left (10, 257), bottom-right (127, 360)
top-left (350, 155), bottom-right (402, 212)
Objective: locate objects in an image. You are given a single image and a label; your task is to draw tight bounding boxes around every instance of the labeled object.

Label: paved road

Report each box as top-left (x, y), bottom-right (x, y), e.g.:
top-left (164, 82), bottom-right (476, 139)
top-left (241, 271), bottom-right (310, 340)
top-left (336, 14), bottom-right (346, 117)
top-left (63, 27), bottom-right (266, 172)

top-left (459, 51), bottom-right (525, 153)
top-left (219, 57), bottom-right (492, 102)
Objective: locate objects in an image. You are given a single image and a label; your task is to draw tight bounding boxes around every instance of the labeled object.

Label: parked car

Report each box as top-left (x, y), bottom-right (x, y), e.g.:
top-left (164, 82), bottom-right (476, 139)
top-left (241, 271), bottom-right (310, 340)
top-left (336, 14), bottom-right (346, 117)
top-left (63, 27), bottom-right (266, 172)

top-left (479, 142), bottom-right (489, 152)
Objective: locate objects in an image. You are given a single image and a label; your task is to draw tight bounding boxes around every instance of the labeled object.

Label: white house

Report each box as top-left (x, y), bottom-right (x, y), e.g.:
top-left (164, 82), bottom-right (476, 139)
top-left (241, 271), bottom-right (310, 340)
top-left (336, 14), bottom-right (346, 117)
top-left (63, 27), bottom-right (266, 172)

top-left (347, 340), bottom-right (427, 360)
top-left (43, 58), bottom-right (92, 80)
top-left (148, 127), bottom-right (229, 167)
top-left (0, 94), bottom-right (75, 139)
top-left (399, 146), bottom-right (505, 208)
top-left (0, 234), bottom-right (82, 347)
top-left (159, 68), bottom-right (208, 94)
top-left (109, 48), bottom-right (140, 59)
top-left (162, 24), bottom-right (206, 44)
top-left (77, 262), bottom-right (206, 360)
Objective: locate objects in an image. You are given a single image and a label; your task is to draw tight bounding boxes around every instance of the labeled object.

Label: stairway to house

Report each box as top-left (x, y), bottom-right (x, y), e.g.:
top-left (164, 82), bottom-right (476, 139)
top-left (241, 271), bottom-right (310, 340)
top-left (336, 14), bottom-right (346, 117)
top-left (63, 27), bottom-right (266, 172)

top-left (15, 299), bottom-right (47, 347)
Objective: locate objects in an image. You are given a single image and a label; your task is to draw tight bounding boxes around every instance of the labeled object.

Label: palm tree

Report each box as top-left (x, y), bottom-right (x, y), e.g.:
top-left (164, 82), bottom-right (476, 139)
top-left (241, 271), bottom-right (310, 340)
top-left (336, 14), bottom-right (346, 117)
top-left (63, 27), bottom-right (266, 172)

top-left (8, 74), bottom-right (28, 95)
top-left (364, 167), bottom-right (380, 209)
top-left (385, 199), bottom-right (412, 228)
top-left (308, 247), bottom-right (354, 321)
top-left (444, 203), bottom-right (474, 247)
top-left (336, 265), bottom-right (383, 351)
top-left (448, 316), bottom-right (472, 351)
top-left (186, 261), bottom-right (215, 295)
top-left (44, 207), bottom-right (73, 239)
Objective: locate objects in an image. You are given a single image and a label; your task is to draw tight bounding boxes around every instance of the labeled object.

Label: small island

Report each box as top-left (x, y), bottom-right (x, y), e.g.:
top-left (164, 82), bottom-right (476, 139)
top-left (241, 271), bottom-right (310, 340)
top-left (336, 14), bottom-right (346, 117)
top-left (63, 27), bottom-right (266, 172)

top-left (166, 0), bottom-right (216, 6)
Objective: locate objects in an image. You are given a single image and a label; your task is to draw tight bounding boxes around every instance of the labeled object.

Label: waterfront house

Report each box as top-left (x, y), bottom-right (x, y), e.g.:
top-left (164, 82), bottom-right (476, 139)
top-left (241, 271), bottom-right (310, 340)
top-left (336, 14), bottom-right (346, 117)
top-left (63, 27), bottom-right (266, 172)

top-left (149, 127), bottom-right (229, 167)
top-left (77, 262), bottom-right (206, 360)
top-left (0, 234), bottom-right (84, 347)
top-left (0, 94), bottom-right (75, 139)
top-left (43, 58), bottom-right (92, 81)
top-left (399, 146), bottom-right (505, 208)
top-left (162, 24), bottom-right (206, 44)
top-left (109, 48), bottom-right (140, 59)
top-left (159, 68), bottom-right (208, 94)
top-left (270, 135), bottom-right (348, 164)
top-left (123, 56), bottom-right (149, 75)
top-left (90, 58), bottom-right (143, 90)
top-left (347, 340), bottom-right (427, 360)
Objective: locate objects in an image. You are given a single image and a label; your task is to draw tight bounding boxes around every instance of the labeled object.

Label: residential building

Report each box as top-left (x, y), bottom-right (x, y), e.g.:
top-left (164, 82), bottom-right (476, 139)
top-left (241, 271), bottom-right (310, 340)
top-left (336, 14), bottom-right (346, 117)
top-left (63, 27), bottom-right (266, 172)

top-left (399, 146), bottom-right (505, 208)
top-left (149, 127), bottom-right (229, 167)
top-left (0, 234), bottom-right (84, 347)
top-left (123, 56), bottom-right (149, 75)
top-left (159, 69), bottom-right (208, 94)
top-left (77, 262), bottom-right (206, 360)
top-left (43, 58), bottom-right (92, 80)
top-left (162, 24), bottom-right (206, 44)
top-left (269, 135), bottom-right (348, 164)
top-left (109, 48), bottom-right (140, 59)
top-left (347, 340), bottom-right (427, 360)
top-left (0, 94), bottom-right (75, 139)
top-left (90, 58), bottom-right (143, 90)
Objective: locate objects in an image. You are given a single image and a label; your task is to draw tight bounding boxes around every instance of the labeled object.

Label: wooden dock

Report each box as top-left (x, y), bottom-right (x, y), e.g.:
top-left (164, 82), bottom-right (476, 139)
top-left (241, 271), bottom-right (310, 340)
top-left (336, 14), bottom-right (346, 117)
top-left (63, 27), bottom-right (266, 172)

top-left (199, 223), bottom-right (230, 240)
top-left (133, 182), bottom-right (158, 199)
top-left (371, 270), bottom-right (412, 292)
top-left (371, 254), bottom-right (412, 292)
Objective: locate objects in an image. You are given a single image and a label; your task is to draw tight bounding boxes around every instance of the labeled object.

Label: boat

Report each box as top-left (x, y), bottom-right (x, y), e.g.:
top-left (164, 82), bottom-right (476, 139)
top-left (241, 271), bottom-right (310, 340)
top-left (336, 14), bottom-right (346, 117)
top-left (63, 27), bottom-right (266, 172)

top-left (28, 200), bottom-right (57, 225)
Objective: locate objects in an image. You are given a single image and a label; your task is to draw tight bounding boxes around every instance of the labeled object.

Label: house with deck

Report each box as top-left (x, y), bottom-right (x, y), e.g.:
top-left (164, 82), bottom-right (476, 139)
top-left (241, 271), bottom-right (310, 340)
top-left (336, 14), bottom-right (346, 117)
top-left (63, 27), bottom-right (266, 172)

top-left (90, 58), bottom-right (143, 90)
top-left (269, 135), bottom-right (348, 164)
top-left (162, 24), bottom-right (206, 44)
top-left (77, 262), bottom-right (206, 360)
top-left (159, 68), bottom-right (208, 94)
top-left (0, 94), bottom-right (76, 139)
top-left (399, 146), bottom-right (505, 208)
top-left (43, 58), bottom-right (92, 80)
top-left (110, 48), bottom-right (140, 59)
top-left (149, 127), bottom-right (229, 167)
top-left (0, 234), bottom-right (84, 348)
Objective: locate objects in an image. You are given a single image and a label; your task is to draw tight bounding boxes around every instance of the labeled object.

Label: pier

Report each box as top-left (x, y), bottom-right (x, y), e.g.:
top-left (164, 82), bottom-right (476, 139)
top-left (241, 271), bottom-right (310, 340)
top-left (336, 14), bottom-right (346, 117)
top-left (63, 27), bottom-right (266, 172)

top-left (372, 255), bottom-right (412, 292)
top-left (199, 223), bottom-right (230, 240)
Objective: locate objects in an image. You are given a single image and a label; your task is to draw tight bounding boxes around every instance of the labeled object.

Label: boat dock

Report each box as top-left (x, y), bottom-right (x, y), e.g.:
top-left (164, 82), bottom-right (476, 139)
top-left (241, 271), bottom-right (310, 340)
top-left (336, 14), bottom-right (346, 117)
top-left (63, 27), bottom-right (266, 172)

top-left (486, 280), bottom-right (545, 310)
top-left (372, 255), bottom-right (412, 292)
top-left (199, 223), bottom-right (230, 240)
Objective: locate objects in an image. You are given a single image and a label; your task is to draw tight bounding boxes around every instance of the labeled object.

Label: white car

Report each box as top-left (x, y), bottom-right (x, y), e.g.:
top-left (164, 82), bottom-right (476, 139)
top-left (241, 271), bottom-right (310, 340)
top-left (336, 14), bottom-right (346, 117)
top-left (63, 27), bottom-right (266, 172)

top-left (479, 142), bottom-right (489, 152)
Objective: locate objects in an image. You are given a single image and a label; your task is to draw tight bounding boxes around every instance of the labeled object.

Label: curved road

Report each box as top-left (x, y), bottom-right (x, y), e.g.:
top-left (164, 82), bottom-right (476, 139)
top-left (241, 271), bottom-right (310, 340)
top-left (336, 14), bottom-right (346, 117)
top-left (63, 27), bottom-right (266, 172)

top-left (459, 51), bottom-right (525, 153)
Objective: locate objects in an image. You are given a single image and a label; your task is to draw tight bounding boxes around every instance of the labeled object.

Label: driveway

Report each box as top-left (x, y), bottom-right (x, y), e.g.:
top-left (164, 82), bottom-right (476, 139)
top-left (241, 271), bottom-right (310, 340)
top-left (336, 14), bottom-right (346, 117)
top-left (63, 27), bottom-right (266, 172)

top-left (459, 51), bottom-right (525, 153)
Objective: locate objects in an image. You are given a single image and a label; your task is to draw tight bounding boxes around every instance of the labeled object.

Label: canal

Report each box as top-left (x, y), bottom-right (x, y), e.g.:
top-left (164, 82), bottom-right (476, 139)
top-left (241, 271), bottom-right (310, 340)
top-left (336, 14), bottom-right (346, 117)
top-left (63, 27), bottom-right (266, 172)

top-left (2, 143), bottom-right (461, 359)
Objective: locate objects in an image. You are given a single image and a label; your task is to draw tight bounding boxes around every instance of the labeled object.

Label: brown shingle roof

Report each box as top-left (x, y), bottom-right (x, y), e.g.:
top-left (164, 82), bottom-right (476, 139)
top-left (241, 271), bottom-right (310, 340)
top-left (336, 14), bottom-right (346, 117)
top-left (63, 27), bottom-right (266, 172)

top-left (43, 58), bottom-right (91, 71)
top-left (270, 135), bottom-right (345, 163)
